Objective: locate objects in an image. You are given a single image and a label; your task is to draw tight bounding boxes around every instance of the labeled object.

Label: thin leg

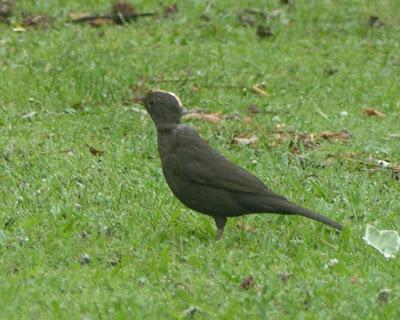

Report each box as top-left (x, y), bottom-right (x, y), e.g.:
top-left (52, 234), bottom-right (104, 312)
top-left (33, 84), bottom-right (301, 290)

top-left (214, 216), bottom-right (227, 240)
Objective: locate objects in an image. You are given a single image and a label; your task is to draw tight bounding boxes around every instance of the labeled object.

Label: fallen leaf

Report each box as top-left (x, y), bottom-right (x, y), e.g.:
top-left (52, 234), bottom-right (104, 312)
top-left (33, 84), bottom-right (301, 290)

top-left (231, 134), bottom-right (258, 145)
top-left (363, 224), bottom-right (400, 258)
top-left (252, 84), bottom-right (270, 97)
top-left (91, 17), bottom-right (112, 27)
top-left (86, 145), bottom-right (105, 157)
top-left (256, 25), bottom-right (273, 38)
top-left (319, 130), bottom-right (351, 141)
top-left (362, 108), bottom-right (386, 117)
top-left (67, 12), bottom-right (93, 21)
top-left (182, 110), bottom-right (222, 124)
top-left (240, 275), bottom-right (255, 290)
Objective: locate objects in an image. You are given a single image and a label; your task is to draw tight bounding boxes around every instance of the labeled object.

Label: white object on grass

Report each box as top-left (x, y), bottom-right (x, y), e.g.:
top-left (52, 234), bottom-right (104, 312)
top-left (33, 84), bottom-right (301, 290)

top-left (363, 224), bottom-right (400, 258)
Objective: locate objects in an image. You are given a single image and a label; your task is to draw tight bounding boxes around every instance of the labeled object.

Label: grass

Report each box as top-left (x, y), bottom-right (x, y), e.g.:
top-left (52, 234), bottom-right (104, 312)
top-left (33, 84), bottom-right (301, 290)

top-left (1, 0), bottom-right (400, 318)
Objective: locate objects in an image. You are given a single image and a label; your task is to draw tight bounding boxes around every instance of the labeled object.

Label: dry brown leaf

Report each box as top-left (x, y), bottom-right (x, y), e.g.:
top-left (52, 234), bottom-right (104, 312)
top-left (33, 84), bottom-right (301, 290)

top-left (68, 12), bottom-right (93, 21)
top-left (231, 134), bottom-right (258, 145)
top-left (252, 84), bottom-right (270, 97)
top-left (91, 17), bottom-right (112, 27)
top-left (319, 130), bottom-right (351, 141)
top-left (362, 108), bottom-right (386, 117)
top-left (182, 110), bottom-right (222, 124)
top-left (240, 276), bottom-right (255, 290)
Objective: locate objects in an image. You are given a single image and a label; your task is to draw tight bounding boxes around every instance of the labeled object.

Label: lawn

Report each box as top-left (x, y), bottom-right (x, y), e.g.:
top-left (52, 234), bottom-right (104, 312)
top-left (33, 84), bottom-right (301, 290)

top-left (1, 0), bottom-right (399, 318)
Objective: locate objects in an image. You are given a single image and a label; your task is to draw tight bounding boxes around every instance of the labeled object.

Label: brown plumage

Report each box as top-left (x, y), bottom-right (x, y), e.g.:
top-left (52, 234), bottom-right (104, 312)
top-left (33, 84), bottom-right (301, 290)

top-left (141, 90), bottom-right (343, 239)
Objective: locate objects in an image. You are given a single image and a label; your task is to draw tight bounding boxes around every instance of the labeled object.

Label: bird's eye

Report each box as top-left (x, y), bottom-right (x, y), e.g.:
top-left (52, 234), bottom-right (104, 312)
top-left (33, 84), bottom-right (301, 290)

top-left (149, 98), bottom-right (156, 106)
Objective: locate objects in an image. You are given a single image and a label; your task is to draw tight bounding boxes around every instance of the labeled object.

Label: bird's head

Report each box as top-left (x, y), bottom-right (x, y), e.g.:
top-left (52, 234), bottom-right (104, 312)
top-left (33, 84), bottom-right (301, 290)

top-left (139, 90), bottom-right (183, 129)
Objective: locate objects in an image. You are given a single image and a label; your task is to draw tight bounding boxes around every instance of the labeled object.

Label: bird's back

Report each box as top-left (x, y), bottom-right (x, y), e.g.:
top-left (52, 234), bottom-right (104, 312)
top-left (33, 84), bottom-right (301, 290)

top-left (156, 124), bottom-right (288, 217)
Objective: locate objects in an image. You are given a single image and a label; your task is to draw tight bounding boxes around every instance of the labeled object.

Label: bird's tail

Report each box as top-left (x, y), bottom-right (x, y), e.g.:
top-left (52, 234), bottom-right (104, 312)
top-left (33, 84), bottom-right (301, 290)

top-left (274, 200), bottom-right (343, 231)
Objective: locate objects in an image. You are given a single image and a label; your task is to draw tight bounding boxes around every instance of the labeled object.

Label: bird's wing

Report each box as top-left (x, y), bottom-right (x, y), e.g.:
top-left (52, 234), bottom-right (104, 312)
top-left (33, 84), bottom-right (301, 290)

top-left (170, 126), bottom-right (285, 198)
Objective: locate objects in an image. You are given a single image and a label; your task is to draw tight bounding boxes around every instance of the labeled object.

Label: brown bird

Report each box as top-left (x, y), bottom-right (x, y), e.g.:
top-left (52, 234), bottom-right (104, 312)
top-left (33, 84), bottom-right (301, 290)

top-left (140, 90), bottom-right (343, 239)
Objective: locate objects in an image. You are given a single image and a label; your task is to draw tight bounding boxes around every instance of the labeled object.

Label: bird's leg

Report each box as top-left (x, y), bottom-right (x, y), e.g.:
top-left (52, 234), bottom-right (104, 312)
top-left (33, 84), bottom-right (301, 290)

top-left (214, 216), bottom-right (227, 240)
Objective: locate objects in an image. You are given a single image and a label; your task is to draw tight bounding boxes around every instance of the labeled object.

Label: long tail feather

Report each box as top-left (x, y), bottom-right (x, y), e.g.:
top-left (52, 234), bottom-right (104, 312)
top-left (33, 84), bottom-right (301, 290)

top-left (274, 200), bottom-right (343, 231)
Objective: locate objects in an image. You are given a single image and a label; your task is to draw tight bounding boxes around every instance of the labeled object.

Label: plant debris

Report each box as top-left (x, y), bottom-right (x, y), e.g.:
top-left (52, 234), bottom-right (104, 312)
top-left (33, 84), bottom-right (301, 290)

top-left (362, 107), bottom-right (386, 117)
top-left (377, 289), bottom-right (391, 304)
top-left (319, 130), bottom-right (351, 141)
top-left (0, 0), bottom-right (13, 24)
top-left (182, 109), bottom-right (223, 124)
top-left (247, 104), bottom-right (261, 114)
top-left (277, 272), bottom-right (292, 283)
top-left (252, 84), bottom-right (270, 97)
top-left (22, 13), bottom-right (53, 28)
top-left (70, 1), bottom-right (155, 26)
top-left (183, 306), bottom-right (201, 317)
top-left (86, 145), bottom-right (105, 157)
top-left (240, 275), bottom-right (255, 290)
top-left (368, 15), bottom-right (384, 28)
top-left (256, 25), bottom-right (273, 38)
top-left (79, 252), bottom-right (91, 265)
top-left (231, 134), bottom-right (258, 145)
top-left (163, 3), bottom-right (178, 19)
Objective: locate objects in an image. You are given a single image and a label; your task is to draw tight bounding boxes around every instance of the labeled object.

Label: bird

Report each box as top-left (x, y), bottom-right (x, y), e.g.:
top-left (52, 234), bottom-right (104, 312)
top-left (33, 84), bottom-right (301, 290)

top-left (139, 90), bottom-right (343, 239)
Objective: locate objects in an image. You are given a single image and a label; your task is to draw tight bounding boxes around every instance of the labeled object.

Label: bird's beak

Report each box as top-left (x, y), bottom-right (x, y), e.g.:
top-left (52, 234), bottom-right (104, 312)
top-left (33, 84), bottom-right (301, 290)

top-left (181, 107), bottom-right (189, 115)
top-left (134, 95), bottom-right (145, 105)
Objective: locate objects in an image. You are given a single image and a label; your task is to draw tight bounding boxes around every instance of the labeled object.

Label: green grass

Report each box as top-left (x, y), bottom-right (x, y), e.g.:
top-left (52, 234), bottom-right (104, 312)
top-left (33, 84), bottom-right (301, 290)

top-left (1, 0), bottom-right (400, 318)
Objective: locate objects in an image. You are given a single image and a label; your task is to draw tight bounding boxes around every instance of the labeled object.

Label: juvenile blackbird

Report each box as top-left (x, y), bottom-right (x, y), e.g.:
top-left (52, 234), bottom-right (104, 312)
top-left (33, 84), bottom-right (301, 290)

top-left (141, 90), bottom-right (343, 239)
